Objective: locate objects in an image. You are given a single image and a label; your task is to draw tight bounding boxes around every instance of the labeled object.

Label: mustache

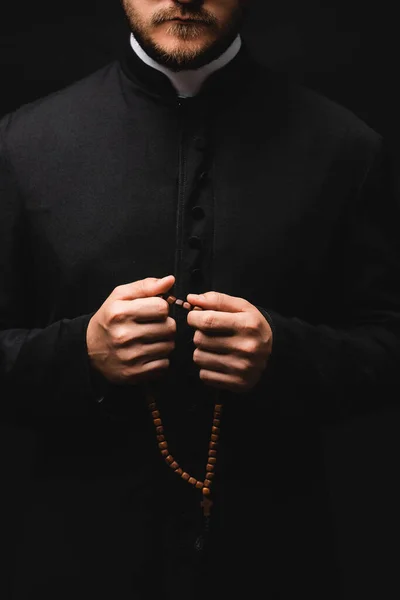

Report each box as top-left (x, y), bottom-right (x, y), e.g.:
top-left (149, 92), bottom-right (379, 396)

top-left (152, 8), bottom-right (218, 27)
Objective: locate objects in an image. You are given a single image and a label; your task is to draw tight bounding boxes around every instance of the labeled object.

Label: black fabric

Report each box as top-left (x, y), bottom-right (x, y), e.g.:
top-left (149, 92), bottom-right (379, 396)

top-left (1, 39), bottom-right (400, 598)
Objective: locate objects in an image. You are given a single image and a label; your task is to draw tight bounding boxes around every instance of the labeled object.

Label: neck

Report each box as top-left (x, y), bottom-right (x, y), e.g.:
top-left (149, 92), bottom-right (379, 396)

top-left (129, 34), bottom-right (242, 98)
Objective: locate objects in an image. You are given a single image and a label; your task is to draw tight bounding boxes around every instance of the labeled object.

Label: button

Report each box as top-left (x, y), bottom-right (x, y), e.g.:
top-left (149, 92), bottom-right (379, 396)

top-left (191, 268), bottom-right (202, 280)
top-left (188, 236), bottom-right (202, 249)
top-left (194, 137), bottom-right (207, 150)
top-left (199, 170), bottom-right (208, 181)
top-left (191, 206), bottom-right (205, 220)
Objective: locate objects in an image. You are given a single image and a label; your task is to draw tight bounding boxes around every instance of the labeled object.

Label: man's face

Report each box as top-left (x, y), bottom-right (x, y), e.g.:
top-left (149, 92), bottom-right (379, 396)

top-left (121, 0), bottom-right (246, 71)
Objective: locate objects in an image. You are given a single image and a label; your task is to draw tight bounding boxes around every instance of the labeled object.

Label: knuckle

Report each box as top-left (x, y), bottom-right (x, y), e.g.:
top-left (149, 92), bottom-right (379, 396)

top-left (112, 284), bottom-right (124, 297)
top-left (240, 339), bottom-right (258, 356)
top-left (240, 358), bottom-right (253, 374)
top-left (242, 314), bottom-right (259, 333)
top-left (208, 291), bottom-right (221, 309)
top-left (106, 303), bottom-right (124, 324)
top-left (203, 313), bottom-right (215, 330)
top-left (133, 346), bottom-right (143, 362)
top-left (156, 298), bottom-right (169, 318)
top-left (150, 359), bottom-right (170, 375)
top-left (119, 366), bottom-right (134, 383)
top-left (167, 317), bottom-right (177, 334)
top-left (193, 330), bottom-right (202, 346)
top-left (142, 277), bottom-right (157, 293)
top-left (112, 326), bottom-right (129, 347)
top-left (199, 369), bottom-right (208, 381)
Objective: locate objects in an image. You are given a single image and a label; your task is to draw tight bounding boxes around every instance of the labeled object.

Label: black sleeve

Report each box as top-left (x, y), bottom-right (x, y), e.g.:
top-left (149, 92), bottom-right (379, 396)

top-left (255, 137), bottom-right (400, 423)
top-left (0, 119), bottom-right (104, 420)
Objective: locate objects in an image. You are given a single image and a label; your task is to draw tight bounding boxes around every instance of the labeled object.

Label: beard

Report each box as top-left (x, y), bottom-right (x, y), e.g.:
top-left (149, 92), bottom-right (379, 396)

top-left (121, 2), bottom-right (244, 71)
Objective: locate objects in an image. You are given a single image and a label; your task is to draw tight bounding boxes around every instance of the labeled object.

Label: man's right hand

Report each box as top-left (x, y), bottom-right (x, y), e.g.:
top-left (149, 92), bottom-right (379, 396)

top-left (86, 275), bottom-right (176, 385)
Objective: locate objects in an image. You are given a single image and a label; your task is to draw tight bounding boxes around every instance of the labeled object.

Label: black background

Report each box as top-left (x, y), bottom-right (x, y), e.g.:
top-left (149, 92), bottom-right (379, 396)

top-left (1, 1), bottom-right (400, 596)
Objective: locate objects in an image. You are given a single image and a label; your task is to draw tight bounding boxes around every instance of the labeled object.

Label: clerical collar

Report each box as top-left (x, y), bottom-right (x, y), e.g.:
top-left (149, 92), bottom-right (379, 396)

top-left (129, 33), bottom-right (242, 98)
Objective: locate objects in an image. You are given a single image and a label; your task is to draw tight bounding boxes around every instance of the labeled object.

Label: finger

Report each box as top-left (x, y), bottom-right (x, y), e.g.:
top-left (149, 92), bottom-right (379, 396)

top-left (130, 297), bottom-right (171, 323)
top-left (140, 340), bottom-right (175, 362)
top-left (111, 319), bottom-right (176, 347)
top-left (105, 297), bottom-right (171, 324)
top-left (137, 319), bottom-right (176, 342)
top-left (193, 348), bottom-right (236, 373)
top-left (119, 340), bottom-right (175, 363)
top-left (193, 331), bottom-right (232, 354)
top-left (114, 275), bottom-right (175, 301)
top-left (186, 291), bottom-right (250, 313)
top-left (198, 369), bottom-right (245, 393)
top-left (127, 359), bottom-right (170, 384)
top-left (187, 309), bottom-right (237, 333)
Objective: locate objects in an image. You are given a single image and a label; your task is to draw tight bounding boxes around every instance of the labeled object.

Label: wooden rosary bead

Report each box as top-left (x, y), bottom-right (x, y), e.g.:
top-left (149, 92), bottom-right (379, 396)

top-left (145, 310), bottom-right (222, 521)
top-left (163, 294), bottom-right (194, 311)
top-left (160, 293), bottom-right (205, 312)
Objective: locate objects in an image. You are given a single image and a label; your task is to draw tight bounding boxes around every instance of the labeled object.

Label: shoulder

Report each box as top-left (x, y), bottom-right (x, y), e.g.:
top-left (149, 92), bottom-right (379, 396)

top-left (0, 61), bottom-right (119, 154)
top-left (246, 54), bottom-right (381, 149)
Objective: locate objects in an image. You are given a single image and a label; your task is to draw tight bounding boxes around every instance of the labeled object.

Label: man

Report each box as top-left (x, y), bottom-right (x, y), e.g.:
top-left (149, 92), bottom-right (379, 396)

top-left (1, 1), bottom-right (400, 598)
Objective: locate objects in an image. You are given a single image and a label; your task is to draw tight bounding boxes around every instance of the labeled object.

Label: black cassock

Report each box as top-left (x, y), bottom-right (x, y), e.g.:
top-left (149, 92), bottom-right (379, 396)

top-left (1, 39), bottom-right (400, 599)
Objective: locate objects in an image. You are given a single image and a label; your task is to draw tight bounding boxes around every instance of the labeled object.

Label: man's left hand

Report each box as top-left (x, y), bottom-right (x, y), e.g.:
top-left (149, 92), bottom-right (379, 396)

top-left (186, 291), bottom-right (273, 393)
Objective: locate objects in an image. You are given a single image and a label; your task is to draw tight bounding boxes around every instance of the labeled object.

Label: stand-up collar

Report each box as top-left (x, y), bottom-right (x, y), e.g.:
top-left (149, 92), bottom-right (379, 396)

top-left (129, 33), bottom-right (242, 98)
top-left (119, 31), bottom-right (260, 107)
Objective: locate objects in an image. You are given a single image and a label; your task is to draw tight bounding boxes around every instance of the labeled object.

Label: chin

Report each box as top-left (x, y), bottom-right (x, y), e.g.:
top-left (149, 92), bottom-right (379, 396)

top-left (156, 35), bottom-right (211, 56)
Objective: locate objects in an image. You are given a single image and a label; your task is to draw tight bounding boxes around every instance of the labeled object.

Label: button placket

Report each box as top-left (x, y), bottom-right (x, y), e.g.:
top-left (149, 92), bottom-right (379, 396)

top-left (191, 206), bottom-right (205, 220)
top-left (178, 115), bottom-right (212, 297)
top-left (188, 235), bottom-right (202, 249)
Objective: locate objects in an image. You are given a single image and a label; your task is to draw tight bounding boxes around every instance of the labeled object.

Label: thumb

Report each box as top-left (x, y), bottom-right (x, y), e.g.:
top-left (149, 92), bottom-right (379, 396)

top-left (115, 275), bottom-right (175, 300)
top-left (186, 291), bottom-right (250, 313)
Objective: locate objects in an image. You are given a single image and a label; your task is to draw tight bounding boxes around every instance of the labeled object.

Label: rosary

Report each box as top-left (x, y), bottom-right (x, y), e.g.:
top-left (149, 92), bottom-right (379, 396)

top-left (145, 293), bottom-right (222, 551)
